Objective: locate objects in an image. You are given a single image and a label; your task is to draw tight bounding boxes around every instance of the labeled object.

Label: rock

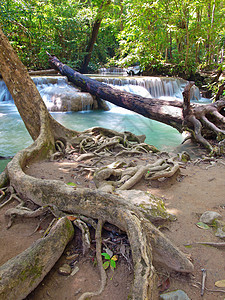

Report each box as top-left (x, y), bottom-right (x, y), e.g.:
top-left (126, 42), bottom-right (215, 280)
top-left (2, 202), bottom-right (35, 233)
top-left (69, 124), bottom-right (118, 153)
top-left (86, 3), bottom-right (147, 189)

top-left (48, 91), bottom-right (94, 112)
top-left (180, 151), bottom-right (190, 162)
top-left (160, 289), bottom-right (190, 300)
top-left (199, 211), bottom-right (222, 225)
top-left (215, 220), bottom-right (225, 239)
top-left (117, 190), bottom-right (176, 223)
top-left (58, 263), bottom-right (72, 276)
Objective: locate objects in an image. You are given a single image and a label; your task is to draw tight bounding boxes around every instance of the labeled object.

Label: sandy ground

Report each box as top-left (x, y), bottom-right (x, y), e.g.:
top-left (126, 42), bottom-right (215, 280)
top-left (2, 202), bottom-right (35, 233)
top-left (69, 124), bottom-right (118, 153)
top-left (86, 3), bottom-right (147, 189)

top-left (1, 151), bottom-right (225, 300)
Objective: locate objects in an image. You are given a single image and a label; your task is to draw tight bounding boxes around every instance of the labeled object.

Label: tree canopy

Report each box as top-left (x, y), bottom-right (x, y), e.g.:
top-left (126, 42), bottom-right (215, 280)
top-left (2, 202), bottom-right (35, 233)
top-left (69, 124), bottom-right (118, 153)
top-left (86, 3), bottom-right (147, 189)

top-left (0, 0), bottom-right (224, 73)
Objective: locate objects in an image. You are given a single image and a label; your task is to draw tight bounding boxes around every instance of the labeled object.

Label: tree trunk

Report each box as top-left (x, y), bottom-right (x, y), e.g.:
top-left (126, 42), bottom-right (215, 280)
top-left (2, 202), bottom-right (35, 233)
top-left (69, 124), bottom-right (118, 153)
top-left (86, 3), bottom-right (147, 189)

top-left (80, 0), bottom-right (111, 73)
top-left (80, 19), bottom-right (102, 73)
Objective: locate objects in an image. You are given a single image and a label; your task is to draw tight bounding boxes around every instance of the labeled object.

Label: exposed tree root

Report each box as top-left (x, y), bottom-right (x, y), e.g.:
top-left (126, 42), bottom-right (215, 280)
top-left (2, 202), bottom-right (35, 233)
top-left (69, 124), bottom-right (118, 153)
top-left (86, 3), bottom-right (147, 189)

top-left (78, 219), bottom-right (107, 300)
top-left (0, 186), bottom-right (23, 211)
top-left (185, 241), bottom-right (225, 248)
top-left (0, 169), bottom-right (9, 189)
top-left (182, 82), bottom-right (225, 153)
top-left (4, 125), bottom-right (193, 299)
top-left (0, 217), bottom-right (74, 300)
top-left (5, 203), bottom-right (53, 229)
top-left (73, 218), bottom-right (91, 255)
top-left (94, 157), bottom-right (179, 191)
top-left (69, 127), bottom-right (157, 156)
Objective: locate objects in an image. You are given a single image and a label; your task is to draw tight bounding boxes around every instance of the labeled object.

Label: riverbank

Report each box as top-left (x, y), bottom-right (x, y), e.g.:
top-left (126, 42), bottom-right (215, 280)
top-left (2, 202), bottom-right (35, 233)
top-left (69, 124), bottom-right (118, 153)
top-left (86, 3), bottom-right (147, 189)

top-left (1, 152), bottom-right (225, 299)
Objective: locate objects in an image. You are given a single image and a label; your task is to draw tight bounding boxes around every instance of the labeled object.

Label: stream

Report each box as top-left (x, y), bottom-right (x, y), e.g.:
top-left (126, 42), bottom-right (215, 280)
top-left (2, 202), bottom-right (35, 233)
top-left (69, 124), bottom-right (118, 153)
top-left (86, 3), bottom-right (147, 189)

top-left (0, 75), bottom-right (210, 172)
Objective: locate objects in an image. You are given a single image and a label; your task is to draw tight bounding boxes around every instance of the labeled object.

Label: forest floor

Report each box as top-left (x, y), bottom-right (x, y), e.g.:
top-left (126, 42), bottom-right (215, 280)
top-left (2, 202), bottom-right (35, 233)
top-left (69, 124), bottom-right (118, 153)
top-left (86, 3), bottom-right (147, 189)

top-left (1, 145), bottom-right (225, 300)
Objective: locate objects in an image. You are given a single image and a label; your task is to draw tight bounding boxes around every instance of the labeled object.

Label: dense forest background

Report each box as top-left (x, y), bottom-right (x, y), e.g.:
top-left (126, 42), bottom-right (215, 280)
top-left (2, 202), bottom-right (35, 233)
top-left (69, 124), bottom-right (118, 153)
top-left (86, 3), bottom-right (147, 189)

top-left (0, 0), bottom-right (224, 76)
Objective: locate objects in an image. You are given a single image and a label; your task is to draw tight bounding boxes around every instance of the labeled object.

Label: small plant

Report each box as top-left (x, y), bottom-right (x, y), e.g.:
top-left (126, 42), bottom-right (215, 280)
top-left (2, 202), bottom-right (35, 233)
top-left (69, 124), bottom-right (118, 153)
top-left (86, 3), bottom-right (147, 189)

top-left (101, 252), bottom-right (117, 271)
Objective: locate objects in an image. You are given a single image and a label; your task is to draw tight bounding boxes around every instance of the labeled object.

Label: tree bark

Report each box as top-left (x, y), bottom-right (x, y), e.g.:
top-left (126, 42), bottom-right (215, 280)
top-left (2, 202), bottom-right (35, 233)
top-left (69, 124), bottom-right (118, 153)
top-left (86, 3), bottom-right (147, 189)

top-left (215, 82), bottom-right (225, 101)
top-left (0, 217), bottom-right (74, 300)
top-left (80, 0), bottom-right (111, 73)
top-left (80, 19), bottom-right (102, 73)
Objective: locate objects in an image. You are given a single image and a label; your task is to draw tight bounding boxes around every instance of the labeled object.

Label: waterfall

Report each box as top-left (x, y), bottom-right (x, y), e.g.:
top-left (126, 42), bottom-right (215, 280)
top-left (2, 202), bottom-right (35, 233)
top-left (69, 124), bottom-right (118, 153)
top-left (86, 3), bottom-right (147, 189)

top-left (0, 76), bottom-right (94, 111)
top-left (0, 75), bottom-right (208, 108)
top-left (94, 76), bottom-right (194, 100)
top-left (0, 80), bottom-right (13, 102)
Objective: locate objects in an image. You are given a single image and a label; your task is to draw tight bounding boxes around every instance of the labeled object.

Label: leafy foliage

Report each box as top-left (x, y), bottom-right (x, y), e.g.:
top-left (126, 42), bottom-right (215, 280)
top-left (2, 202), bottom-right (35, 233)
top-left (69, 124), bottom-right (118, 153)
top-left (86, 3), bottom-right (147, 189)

top-left (0, 0), bottom-right (224, 73)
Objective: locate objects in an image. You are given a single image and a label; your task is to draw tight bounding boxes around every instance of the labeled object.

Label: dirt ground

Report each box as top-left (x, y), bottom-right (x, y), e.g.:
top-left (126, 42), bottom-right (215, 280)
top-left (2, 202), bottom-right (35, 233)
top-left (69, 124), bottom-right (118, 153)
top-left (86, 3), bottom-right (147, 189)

top-left (1, 149), bottom-right (225, 300)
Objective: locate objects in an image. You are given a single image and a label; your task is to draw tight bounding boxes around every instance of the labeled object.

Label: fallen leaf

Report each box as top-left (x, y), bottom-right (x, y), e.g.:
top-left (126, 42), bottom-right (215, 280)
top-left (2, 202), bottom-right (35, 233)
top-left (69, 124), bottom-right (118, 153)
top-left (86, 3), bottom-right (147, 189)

top-left (67, 216), bottom-right (77, 221)
top-left (158, 277), bottom-right (170, 292)
top-left (196, 222), bottom-right (210, 230)
top-left (215, 279), bottom-right (225, 288)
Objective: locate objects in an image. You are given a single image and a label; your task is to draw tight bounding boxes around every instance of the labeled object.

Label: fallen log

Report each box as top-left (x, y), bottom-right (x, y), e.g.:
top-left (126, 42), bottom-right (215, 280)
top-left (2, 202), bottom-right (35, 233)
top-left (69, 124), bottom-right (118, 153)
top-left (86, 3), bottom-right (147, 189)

top-left (0, 217), bottom-right (74, 300)
top-left (48, 54), bottom-right (184, 132)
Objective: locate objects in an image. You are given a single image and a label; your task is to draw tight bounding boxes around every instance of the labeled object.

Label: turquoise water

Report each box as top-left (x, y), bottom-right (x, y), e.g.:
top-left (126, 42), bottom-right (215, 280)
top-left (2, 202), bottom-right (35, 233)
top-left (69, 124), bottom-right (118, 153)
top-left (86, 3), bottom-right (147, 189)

top-left (1, 75), bottom-right (210, 173)
top-left (0, 102), bottom-right (183, 173)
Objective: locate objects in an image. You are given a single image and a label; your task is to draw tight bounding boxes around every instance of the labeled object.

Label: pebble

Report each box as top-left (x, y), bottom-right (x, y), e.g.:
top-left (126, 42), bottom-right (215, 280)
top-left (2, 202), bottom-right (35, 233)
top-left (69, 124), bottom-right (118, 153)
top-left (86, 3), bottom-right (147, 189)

top-left (199, 211), bottom-right (222, 224)
top-left (215, 220), bottom-right (225, 239)
top-left (58, 263), bottom-right (72, 276)
top-left (160, 289), bottom-right (190, 300)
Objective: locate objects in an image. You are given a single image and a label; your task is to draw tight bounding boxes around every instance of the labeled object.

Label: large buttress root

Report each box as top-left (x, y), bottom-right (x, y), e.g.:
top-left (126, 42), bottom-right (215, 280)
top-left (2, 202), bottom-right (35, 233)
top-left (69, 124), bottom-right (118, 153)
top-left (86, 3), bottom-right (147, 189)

top-left (5, 132), bottom-right (193, 299)
top-left (0, 217), bottom-right (74, 300)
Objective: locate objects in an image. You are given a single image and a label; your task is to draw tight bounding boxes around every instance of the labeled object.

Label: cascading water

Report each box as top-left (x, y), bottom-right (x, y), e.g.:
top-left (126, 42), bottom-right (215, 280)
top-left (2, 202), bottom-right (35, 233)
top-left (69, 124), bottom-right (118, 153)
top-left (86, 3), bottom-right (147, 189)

top-left (93, 76), bottom-right (206, 102)
top-left (0, 75), bottom-right (211, 172)
top-left (0, 77), bottom-right (94, 112)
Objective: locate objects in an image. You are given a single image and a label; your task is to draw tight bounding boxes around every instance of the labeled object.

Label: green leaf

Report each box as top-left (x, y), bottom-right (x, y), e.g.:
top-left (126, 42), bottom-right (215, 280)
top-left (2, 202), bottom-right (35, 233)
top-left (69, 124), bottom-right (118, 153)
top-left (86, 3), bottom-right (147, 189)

top-left (66, 182), bottom-right (77, 187)
top-left (196, 222), bottom-right (210, 230)
top-left (101, 253), bottom-right (111, 260)
top-left (102, 261), bottom-right (110, 270)
top-left (110, 259), bottom-right (116, 269)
